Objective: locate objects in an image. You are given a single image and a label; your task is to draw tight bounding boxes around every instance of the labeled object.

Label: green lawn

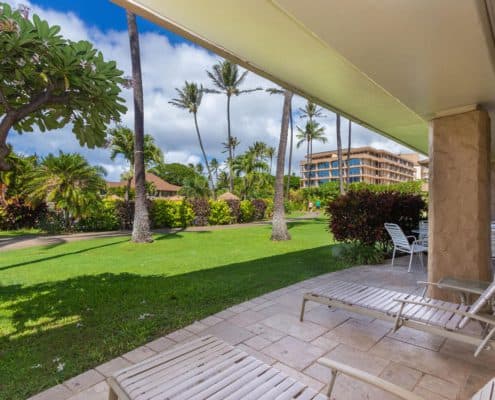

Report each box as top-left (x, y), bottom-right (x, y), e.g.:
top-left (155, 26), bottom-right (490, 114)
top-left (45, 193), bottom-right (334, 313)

top-left (0, 228), bottom-right (43, 238)
top-left (0, 218), bottom-right (348, 399)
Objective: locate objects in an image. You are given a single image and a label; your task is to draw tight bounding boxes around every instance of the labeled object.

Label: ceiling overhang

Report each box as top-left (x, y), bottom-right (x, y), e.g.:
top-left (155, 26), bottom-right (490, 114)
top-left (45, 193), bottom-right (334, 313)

top-left (112, 0), bottom-right (495, 155)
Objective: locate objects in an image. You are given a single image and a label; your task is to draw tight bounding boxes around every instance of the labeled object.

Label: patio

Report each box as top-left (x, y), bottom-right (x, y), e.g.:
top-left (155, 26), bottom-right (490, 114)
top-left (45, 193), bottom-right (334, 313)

top-left (30, 259), bottom-right (495, 400)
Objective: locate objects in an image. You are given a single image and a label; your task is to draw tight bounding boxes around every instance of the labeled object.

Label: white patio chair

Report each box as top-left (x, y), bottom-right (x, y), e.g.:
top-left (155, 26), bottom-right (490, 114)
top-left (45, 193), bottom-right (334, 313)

top-left (384, 223), bottom-right (427, 272)
top-left (418, 220), bottom-right (428, 240)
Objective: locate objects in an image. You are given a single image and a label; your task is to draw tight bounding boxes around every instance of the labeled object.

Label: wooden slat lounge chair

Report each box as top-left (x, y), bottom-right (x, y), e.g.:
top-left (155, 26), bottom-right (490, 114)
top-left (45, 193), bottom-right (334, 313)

top-left (300, 280), bottom-right (495, 357)
top-left (318, 357), bottom-right (495, 400)
top-left (107, 335), bottom-right (328, 400)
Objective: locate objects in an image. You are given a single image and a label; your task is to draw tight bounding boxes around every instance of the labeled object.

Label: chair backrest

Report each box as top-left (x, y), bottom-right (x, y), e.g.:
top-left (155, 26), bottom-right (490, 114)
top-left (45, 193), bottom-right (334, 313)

top-left (458, 280), bottom-right (495, 329)
top-left (384, 223), bottom-right (411, 251)
top-left (470, 377), bottom-right (494, 400)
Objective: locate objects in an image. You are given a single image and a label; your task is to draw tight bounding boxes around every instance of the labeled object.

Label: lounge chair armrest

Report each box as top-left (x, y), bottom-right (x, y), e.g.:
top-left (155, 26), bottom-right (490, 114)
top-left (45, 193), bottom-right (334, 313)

top-left (317, 358), bottom-right (423, 400)
top-left (394, 298), bottom-right (495, 326)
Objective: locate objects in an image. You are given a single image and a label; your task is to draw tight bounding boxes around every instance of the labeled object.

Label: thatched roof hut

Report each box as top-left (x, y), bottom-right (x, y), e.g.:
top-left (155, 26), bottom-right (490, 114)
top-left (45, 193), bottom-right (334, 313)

top-left (218, 192), bottom-right (240, 201)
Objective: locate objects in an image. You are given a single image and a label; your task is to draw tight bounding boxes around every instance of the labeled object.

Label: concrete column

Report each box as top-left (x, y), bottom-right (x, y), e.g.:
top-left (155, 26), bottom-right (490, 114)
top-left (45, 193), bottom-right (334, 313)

top-left (428, 109), bottom-right (492, 300)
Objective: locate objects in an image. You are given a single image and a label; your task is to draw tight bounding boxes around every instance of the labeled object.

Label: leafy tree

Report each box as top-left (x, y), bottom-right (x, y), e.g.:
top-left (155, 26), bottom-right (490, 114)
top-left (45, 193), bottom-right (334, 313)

top-left (179, 175), bottom-right (210, 198)
top-left (206, 60), bottom-right (261, 191)
top-left (284, 174), bottom-right (300, 191)
top-left (0, 149), bottom-right (37, 202)
top-left (108, 125), bottom-right (163, 201)
top-left (0, 4), bottom-right (126, 170)
top-left (149, 163), bottom-right (200, 186)
top-left (233, 151), bottom-right (269, 199)
top-left (126, 11), bottom-right (151, 242)
top-left (296, 120), bottom-right (327, 186)
top-left (169, 82), bottom-right (215, 195)
top-left (23, 152), bottom-right (105, 227)
top-left (272, 91), bottom-right (293, 241)
top-left (210, 158), bottom-right (220, 181)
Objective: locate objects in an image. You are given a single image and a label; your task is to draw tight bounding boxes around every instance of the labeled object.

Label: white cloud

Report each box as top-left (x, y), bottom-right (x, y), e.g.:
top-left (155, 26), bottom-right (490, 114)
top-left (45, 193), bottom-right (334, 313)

top-left (5, 1), bottom-right (414, 180)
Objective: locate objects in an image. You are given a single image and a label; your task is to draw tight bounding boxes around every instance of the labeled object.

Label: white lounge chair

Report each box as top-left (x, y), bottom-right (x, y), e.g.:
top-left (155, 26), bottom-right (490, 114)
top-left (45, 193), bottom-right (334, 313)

top-left (301, 279), bottom-right (495, 357)
top-left (319, 357), bottom-right (494, 400)
top-left (384, 223), bottom-right (427, 272)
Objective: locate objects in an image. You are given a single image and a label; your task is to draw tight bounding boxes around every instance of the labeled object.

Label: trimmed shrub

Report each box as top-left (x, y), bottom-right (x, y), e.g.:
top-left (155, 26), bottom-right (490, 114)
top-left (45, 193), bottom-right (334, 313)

top-left (225, 199), bottom-right (241, 223)
top-left (334, 242), bottom-right (386, 265)
top-left (76, 199), bottom-right (119, 232)
top-left (208, 200), bottom-right (232, 225)
top-left (115, 200), bottom-right (135, 230)
top-left (251, 199), bottom-right (267, 220)
top-left (264, 198), bottom-right (274, 218)
top-left (327, 190), bottom-right (426, 247)
top-left (37, 210), bottom-right (66, 234)
top-left (150, 199), bottom-right (194, 228)
top-left (0, 198), bottom-right (47, 230)
top-left (188, 198), bottom-right (210, 226)
top-left (239, 200), bottom-right (254, 223)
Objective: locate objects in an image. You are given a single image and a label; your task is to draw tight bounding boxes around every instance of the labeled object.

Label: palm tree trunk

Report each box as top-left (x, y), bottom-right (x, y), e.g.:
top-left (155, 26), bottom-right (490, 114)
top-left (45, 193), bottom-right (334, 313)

top-left (306, 139), bottom-right (310, 187)
top-left (271, 90), bottom-right (293, 241)
top-left (226, 95), bottom-right (234, 192)
top-left (336, 114), bottom-right (345, 195)
top-left (127, 11), bottom-right (152, 243)
top-left (285, 102), bottom-right (293, 199)
top-left (309, 139), bottom-right (313, 186)
top-left (346, 120), bottom-right (352, 187)
top-left (194, 112), bottom-right (215, 199)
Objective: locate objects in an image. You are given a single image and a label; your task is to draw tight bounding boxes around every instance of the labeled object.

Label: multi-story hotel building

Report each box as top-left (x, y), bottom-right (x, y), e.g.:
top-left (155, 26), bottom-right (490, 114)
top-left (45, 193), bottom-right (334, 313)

top-left (300, 146), bottom-right (416, 187)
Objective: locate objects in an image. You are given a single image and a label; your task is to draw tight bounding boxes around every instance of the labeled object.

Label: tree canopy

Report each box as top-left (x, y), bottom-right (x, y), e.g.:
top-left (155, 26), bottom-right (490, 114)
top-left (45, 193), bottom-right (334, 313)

top-left (0, 3), bottom-right (127, 170)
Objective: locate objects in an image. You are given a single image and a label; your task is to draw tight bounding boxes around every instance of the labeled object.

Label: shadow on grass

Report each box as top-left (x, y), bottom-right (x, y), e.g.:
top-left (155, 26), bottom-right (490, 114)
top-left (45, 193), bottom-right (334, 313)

top-left (0, 239), bottom-right (128, 272)
top-left (0, 244), bottom-right (346, 400)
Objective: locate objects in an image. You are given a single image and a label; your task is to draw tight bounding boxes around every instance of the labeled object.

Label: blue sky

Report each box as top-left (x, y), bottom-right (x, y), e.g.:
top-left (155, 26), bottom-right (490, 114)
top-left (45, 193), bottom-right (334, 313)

top-left (6, 0), bottom-right (412, 180)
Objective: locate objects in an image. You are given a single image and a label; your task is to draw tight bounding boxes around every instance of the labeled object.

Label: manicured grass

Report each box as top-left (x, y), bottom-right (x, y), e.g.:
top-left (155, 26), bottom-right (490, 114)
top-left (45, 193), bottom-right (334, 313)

top-left (0, 218), bottom-right (347, 399)
top-left (0, 228), bottom-right (42, 238)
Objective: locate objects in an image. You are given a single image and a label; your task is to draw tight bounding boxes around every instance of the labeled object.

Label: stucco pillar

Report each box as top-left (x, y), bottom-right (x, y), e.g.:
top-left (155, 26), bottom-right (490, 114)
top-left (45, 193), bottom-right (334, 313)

top-left (428, 109), bottom-right (492, 300)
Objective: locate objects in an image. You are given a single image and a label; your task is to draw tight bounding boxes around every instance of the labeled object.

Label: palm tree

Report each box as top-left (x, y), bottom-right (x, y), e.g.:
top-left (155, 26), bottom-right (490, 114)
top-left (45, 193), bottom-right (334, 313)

top-left (210, 158), bottom-right (220, 181)
top-left (232, 152), bottom-right (269, 199)
top-left (126, 11), bottom-right (151, 243)
top-left (336, 114), bottom-right (344, 194)
top-left (296, 120), bottom-right (327, 186)
top-left (206, 60), bottom-right (261, 192)
top-left (267, 88), bottom-right (294, 198)
top-left (346, 120), bottom-right (352, 187)
top-left (169, 82), bottom-right (214, 197)
top-left (265, 146), bottom-right (276, 175)
top-left (179, 176), bottom-right (210, 198)
top-left (108, 125), bottom-right (163, 201)
top-left (271, 90), bottom-right (293, 241)
top-left (24, 152), bottom-right (105, 228)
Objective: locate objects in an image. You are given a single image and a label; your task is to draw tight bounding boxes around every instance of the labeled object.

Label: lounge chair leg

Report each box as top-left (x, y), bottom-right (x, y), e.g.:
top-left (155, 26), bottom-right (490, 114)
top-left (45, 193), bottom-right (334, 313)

top-left (393, 302), bottom-right (405, 332)
top-left (391, 248), bottom-right (396, 267)
top-left (474, 326), bottom-right (495, 357)
top-left (407, 251), bottom-right (414, 273)
top-left (326, 368), bottom-right (338, 397)
top-left (108, 388), bottom-right (118, 400)
top-left (300, 298), bottom-right (307, 322)
top-left (419, 252), bottom-right (424, 269)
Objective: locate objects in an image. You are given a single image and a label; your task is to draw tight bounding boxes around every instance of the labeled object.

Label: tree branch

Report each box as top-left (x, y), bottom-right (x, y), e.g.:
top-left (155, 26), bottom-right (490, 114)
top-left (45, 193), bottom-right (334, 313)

top-left (0, 88), bottom-right (12, 112)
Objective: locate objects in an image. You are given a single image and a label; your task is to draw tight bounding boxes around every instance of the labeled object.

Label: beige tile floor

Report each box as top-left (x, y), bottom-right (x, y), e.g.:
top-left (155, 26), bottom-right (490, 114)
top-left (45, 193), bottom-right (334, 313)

top-left (29, 260), bottom-right (495, 400)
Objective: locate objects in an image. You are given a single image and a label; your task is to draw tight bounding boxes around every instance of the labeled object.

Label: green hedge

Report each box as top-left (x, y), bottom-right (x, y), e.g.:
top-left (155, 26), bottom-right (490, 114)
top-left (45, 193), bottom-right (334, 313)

top-left (239, 200), bottom-right (254, 223)
top-left (208, 200), bottom-right (233, 225)
top-left (150, 199), bottom-right (194, 228)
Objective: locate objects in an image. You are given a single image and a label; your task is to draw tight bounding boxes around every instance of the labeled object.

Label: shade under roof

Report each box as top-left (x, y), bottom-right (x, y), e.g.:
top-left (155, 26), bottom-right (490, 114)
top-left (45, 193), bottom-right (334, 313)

top-left (113, 0), bottom-right (495, 155)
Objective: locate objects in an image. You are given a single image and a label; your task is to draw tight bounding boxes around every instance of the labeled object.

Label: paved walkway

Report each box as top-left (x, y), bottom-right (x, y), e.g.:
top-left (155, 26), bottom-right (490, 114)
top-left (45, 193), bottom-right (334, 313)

top-left (0, 215), bottom-right (321, 252)
top-left (29, 260), bottom-right (495, 400)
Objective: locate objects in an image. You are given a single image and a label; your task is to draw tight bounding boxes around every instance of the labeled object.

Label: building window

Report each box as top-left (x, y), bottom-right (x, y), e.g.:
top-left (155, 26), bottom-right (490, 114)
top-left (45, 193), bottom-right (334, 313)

top-left (331, 170), bottom-right (339, 176)
top-left (331, 160), bottom-right (339, 168)
top-left (349, 177), bottom-right (361, 183)
top-left (318, 162), bottom-right (329, 169)
top-left (305, 172), bottom-right (316, 178)
top-left (318, 179), bottom-right (329, 185)
top-left (349, 167), bottom-right (361, 175)
top-left (348, 158), bottom-right (360, 166)
top-left (317, 170), bottom-right (329, 177)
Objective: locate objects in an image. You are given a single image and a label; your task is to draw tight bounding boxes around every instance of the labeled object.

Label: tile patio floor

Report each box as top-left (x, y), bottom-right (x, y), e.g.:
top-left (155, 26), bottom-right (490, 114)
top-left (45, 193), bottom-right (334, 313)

top-left (29, 259), bottom-right (495, 400)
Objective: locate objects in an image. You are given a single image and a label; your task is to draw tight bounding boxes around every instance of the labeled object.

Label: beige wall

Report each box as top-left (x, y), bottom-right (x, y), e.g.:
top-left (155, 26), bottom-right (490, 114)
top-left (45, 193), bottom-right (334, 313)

top-left (428, 109), bottom-right (492, 299)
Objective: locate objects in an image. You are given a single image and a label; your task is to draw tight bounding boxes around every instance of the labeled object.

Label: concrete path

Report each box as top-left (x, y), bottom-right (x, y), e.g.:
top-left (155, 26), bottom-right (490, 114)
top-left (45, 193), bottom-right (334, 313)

top-left (29, 261), bottom-right (495, 400)
top-left (0, 214), bottom-right (322, 252)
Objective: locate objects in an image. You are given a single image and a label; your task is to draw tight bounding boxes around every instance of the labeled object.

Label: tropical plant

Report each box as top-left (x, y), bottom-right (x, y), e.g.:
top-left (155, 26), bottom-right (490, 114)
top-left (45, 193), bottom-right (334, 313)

top-left (206, 60), bottom-right (261, 191)
top-left (169, 81), bottom-right (215, 195)
top-left (179, 175), bottom-right (210, 198)
top-left (232, 151), bottom-right (269, 199)
top-left (126, 11), bottom-right (151, 242)
top-left (296, 120), bottom-right (327, 186)
top-left (23, 152), bottom-right (105, 227)
top-left (271, 90), bottom-right (293, 240)
top-left (210, 158), bottom-right (220, 181)
top-left (108, 125), bottom-right (163, 200)
top-left (150, 162), bottom-right (200, 186)
top-left (265, 146), bottom-right (276, 175)
top-left (0, 3), bottom-right (127, 171)
top-left (0, 150), bottom-right (37, 202)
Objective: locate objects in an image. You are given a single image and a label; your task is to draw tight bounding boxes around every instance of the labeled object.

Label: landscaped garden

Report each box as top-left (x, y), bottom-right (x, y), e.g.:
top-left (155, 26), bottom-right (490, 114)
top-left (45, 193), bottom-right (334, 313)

top-left (0, 217), bottom-right (351, 399)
